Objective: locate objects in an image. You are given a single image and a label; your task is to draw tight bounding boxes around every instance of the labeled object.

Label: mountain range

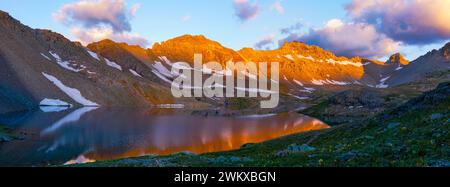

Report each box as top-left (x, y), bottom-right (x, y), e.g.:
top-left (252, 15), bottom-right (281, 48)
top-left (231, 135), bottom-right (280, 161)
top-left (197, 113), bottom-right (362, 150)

top-left (0, 10), bottom-right (449, 114)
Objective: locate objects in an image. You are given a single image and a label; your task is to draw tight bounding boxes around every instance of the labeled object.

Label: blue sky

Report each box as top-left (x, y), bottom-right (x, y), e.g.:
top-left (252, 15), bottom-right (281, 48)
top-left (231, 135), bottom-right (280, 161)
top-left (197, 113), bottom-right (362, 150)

top-left (1, 0), bottom-right (448, 60)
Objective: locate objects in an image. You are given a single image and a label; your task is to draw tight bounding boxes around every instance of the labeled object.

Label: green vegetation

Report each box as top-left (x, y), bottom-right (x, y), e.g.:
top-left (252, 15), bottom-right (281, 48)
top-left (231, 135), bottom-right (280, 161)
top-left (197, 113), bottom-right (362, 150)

top-left (303, 70), bottom-right (450, 126)
top-left (80, 83), bottom-right (450, 167)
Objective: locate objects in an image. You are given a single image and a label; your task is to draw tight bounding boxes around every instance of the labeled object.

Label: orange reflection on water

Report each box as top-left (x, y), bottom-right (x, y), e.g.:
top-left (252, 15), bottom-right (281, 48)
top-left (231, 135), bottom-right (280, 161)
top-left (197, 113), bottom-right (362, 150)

top-left (81, 112), bottom-right (329, 162)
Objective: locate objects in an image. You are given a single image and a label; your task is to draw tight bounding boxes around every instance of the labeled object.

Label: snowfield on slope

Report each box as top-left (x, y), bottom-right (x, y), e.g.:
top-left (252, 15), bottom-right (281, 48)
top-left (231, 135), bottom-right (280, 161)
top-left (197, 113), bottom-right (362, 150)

top-left (42, 72), bottom-right (99, 106)
top-left (41, 53), bottom-right (52, 61)
top-left (284, 55), bottom-right (295, 61)
top-left (311, 79), bottom-right (350, 86)
top-left (326, 59), bottom-right (363, 67)
top-left (86, 50), bottom-right (100, 61)
top-left (129, 69), bottom-right (143, 78)
top-left (395, 66), bottom-right (403, 71)
top-left (153, 61), bottom-right (174, 78)
top-left (376, 76), bottom-right (391, 88)
top-left (49, 51), bottom-right (86, 72)
top-left (105, 58), bottom-right (122, 71)
top-left (297, 55), bottom-right (315, 61)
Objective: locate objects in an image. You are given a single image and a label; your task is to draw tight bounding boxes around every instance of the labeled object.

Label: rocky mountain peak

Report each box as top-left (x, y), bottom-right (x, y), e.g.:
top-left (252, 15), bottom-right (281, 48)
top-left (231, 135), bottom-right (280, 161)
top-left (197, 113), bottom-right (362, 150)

top-left (0, 10), bottom-right (13, 21)
top-left (279, 41), bottom-right (307, 49)
top-left (386, 53), bottom-right (409, 65)
top-left (0, 9), bottom-right (9, 17)
top-left (278, 41), bottom-right (357, 62)
top-left (441, 42), bottom-right (450, 59)
top-left (150, 34), bottom-right (244, 64)
top-left (152, 35), bottom-right (217, 50)
top-left (174, 34), bottom-right (208, 41)
top-left (91, 39), bottom-right (117, 46)
top-left (0, 10), bottom-right (25, 30)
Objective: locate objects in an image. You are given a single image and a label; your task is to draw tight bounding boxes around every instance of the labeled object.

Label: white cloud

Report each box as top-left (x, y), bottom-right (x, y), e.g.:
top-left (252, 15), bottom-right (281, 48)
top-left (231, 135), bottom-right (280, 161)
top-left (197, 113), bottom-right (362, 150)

top-left (182, 14), bottom-right (192, 22)
top-left (233, 0), bottom-right (260, 22)
top-left (324, 19), bottom-right (344, 29)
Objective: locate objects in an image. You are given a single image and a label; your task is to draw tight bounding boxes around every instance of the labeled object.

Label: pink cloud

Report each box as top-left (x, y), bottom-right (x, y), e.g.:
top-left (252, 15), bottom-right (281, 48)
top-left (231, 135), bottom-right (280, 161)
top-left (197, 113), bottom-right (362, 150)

top-left (54, 0), bottom-right (148, 46)
top-left (255, 34), bottom-right (275, 49)
top-left (54, 0), bottom-right (138, 32)
top-left (71, 27), bottom-right (149, 47)
top-left (271, 1), bottom-right (285, 14)
top-left (346, 0), bottom-right (450, 44)
top-left (280, 19), bottom-right (399, 58)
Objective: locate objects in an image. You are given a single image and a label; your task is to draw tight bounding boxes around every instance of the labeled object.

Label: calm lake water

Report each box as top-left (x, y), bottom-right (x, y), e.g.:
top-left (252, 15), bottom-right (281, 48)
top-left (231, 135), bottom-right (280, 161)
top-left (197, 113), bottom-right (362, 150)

top-left (0, 107), bottom-right (329, 166)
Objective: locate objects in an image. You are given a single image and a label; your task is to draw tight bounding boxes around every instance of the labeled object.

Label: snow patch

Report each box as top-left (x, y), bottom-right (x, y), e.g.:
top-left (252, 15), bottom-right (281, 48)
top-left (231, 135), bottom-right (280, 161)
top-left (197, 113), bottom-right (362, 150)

top-left (376, 76), bottom-right (391, 88)
top-left (293, 79), bottom-right (304, 86)
top-left (311, 79), bottom-right (350, 86)
top-left (159, 56), bottom-right (173, 66)
top-left (152, 70), bottom-right (172, 83)
top-left (86, 50), bottom-right (100, 61)
top-left (353, 80), bottom-right (363, 85)
top-left (311, 79), bottom-right (325, 85)
top-left (129, 69), bottom-right (143, 78)
top-left (49, 51), bottom-right (85, 72)
top-left (86, 70), bottom-right (96, 74)
top-left (172, 62), bottom-right (194, 70)
top-left (42, 72), bottom-right (99, 106)
top-left (297, 55), bottom-right (315, 61)
top-left (41, 53), bottom-right (52, 61)
top-left (288, 93), bottom-right (309, 100)
top-left (395, 66), bottom-right (403, 71)
top-left (105, 58), bottom-right (122, 71)
top-left (153, 61), bottom-right (174, 78)
top-left (284, 55), bottom-right (295, 61)
top-left (299, 87), bottom-right (315, 93)
top-left (305, 87), bottom-right (315, 91)
top-left (380, 76), bottom-right (391, 83)
top-left (326, 79), bottom-right (350, 85)
top-left (326, 59), bottom-right (363, 67)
